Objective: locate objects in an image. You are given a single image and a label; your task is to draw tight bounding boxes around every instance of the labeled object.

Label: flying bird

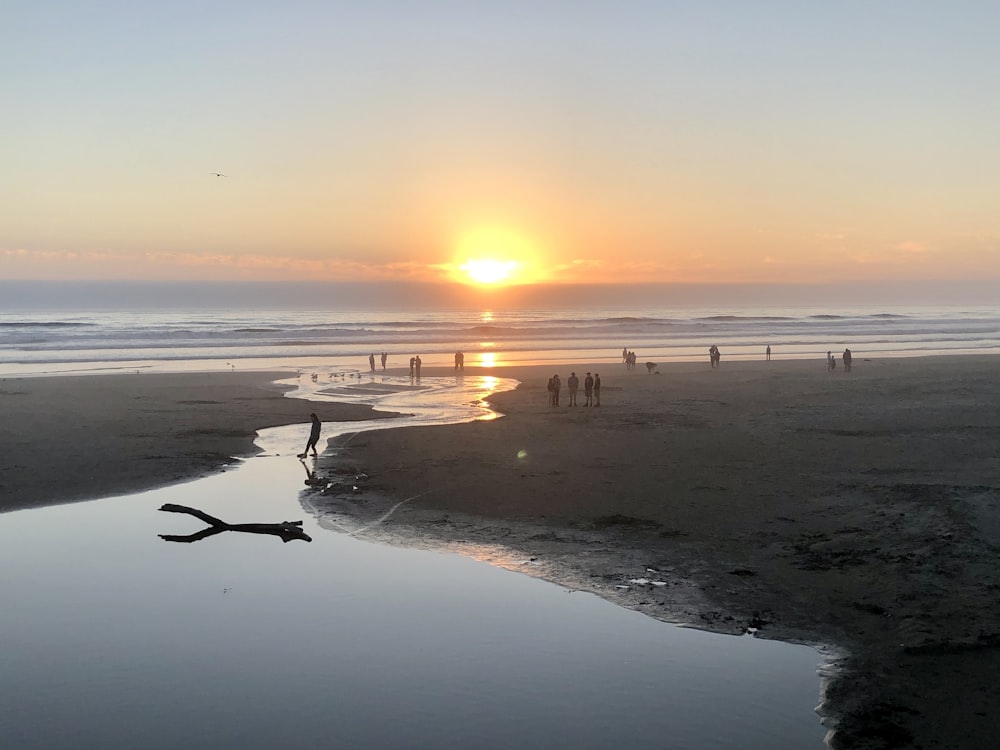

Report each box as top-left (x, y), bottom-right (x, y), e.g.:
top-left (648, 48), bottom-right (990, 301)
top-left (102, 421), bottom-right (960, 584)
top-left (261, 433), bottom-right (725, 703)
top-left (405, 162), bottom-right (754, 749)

top-left (210, 172), bottom-right (227, 177)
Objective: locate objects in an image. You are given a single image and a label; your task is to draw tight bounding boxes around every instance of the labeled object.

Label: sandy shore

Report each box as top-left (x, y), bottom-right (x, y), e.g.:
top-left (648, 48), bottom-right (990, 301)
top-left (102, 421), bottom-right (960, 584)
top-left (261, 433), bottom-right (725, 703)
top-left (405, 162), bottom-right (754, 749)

top-left (4, 359), bottom-right (1000, 747)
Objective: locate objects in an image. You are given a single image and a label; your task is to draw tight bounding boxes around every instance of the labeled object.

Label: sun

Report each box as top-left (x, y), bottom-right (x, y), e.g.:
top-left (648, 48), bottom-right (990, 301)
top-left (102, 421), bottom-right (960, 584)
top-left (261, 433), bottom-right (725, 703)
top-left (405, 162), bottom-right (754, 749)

top-left (461, 258), bottom-right (520, 285)
top-left (450, 226), bottom-right (545, 287)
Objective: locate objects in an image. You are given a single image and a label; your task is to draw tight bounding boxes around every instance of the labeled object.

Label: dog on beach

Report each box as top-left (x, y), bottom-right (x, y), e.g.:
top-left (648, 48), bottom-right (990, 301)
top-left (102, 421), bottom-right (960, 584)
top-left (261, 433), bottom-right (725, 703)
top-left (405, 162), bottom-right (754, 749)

top-left (645, 362), bottom-right (658, 374)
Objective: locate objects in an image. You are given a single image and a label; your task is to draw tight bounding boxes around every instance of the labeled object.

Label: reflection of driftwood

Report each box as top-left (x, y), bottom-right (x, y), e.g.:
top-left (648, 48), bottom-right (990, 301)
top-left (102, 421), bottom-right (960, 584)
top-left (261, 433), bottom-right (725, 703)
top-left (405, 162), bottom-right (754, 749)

top-left (158, 503), bottom-right (312, 543)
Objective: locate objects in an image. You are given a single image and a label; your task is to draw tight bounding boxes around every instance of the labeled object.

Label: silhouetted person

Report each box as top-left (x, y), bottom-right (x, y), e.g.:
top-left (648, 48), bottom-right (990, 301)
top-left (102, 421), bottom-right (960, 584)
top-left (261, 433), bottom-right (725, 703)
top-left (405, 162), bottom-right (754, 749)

top-left (766, 345), bottom-right (771, 361)
top-left (381, 351), bottom-right (387, 370)
top-left (552, 374), bottom-right (561, 406)
top-left (369, 353), bottom-right (376, 372)
top-left (584, 372), bottom-right (594, 406)
top-left (547, 376), bottom-right (556, 406)
top-left (415, 355), bottom-right (422, 377)
top-left (299, 413), bottom-right (321, 458)
top-left (593, 373), bottom-right (601, 406)
top-left (409, 357), bottom-right (416, 377)
top-left (567, 372), bottom-right (579, 405)
top-left (827, 351), bottom-right (836, 371)
top-left (622, 347), bottom-right (628, 363)
top-left (455, 351), bottom-right (465, 371)
top-left (843, 348), bottom-right (853, 372)
top-left (709, 345), bottom-right (720, 368)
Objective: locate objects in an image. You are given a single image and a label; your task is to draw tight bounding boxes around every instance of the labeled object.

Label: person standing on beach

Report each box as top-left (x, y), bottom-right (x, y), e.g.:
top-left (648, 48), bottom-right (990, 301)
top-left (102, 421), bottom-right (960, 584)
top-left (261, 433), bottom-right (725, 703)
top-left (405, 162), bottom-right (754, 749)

top-left (547, 376), bottom-right (556, 406)
top-left (593, 373), bottom-right (601, 406)
top-left (415, 355), bottom-right (422, 377)
top-left (766, 345), bottom-right (771, 361)
top-left (827, 351), bottom-right (836, 371)
top-left (381, 352), bottom-right (387, 370)
top-left (843, 348), bottom-right (853, 372)
top-left (369, 353), bottom-right (376, 372)
top-left (552, 374), bottom-right (561, 406)
top-left (567, 372), bottom-right (579, 406)
top-left (409, 357), bottom-right (416, 377)
top-left (584, 372), bottom-right (594, 406)
top-left (299, 413), bottom-right (321, 458)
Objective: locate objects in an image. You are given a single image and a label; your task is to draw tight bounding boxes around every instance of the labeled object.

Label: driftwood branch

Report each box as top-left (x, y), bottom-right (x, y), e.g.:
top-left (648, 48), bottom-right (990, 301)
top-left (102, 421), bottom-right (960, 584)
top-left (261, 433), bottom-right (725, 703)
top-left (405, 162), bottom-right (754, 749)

top-left (158, 503), bottom-right (312, 543)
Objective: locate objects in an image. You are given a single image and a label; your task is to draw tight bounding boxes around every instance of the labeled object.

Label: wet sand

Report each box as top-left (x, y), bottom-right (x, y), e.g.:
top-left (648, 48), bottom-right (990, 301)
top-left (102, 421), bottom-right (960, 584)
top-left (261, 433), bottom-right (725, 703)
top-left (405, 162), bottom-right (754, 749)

top-left (0, 371), bottom-right (394, 512)
top-left (4, 359), bottom-right (1000, 747)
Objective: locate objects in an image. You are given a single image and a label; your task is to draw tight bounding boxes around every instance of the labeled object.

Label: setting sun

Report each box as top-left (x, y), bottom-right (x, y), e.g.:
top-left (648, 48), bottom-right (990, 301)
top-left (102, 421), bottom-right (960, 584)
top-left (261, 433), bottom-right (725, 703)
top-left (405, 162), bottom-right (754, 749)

top-left (450, 227), bottom-right (546, 286)
top-left (461, 258), bottom-right (520, 285)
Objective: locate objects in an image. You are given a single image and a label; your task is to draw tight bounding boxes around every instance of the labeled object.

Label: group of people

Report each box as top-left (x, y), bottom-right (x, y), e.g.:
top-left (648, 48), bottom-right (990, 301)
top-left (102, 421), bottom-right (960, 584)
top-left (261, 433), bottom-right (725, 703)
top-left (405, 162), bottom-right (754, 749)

top-left (827, 349), bottom-right (853, 372)
top-left (368, 352), bottom-right (469, 375)
top-left (548, 371), bottom-right (601, 407)
top-left (621, 349), bottom-right (640, 369)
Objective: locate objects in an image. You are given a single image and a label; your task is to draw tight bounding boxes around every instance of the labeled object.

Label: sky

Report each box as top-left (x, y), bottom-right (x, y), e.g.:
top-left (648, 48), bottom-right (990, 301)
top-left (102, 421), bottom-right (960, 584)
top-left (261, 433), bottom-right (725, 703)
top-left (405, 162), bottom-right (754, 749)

top-left (4, 1), bottom-right (999, 289)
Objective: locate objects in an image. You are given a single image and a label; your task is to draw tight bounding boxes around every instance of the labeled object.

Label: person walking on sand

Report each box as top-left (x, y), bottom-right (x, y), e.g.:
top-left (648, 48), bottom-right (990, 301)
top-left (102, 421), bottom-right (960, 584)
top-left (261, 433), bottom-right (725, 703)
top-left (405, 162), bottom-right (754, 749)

top-left (593, 373), bottom-right (601, 406)
top-left (567, 371), bottom-right (579, 406)
top-left (584, 372), bottom-right (594, 407)
top-left (299, 413), bottom-right (322, 458)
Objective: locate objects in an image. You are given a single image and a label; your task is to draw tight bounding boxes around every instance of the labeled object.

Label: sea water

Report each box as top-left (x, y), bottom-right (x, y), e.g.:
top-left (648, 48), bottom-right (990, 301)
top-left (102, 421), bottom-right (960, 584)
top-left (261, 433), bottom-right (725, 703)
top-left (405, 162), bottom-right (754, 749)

top-left (0, 414), bottom-right (828, 749)
top-left (2, 281), bottom-right (1000, 377)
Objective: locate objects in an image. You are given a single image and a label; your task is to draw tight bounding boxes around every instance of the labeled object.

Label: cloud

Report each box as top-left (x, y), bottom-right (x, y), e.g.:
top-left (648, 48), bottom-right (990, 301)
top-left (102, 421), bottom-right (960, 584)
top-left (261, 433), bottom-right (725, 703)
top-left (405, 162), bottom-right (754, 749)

top-left (553, 258), bottom-right (604, 273)
top-left (2, 246), bottom-right (451, 282)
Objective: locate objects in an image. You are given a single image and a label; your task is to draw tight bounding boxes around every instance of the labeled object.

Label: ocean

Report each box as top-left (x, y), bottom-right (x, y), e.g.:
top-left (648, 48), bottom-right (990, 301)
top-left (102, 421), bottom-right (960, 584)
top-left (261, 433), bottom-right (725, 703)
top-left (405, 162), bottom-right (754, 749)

top-left (2, 281), bottom-right (999, 377)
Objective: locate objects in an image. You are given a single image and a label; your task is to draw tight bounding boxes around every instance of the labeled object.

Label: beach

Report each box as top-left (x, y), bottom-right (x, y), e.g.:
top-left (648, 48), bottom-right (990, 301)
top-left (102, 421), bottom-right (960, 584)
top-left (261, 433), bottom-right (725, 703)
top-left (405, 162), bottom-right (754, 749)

top-left (4, 358), bottom-right (1000, 747)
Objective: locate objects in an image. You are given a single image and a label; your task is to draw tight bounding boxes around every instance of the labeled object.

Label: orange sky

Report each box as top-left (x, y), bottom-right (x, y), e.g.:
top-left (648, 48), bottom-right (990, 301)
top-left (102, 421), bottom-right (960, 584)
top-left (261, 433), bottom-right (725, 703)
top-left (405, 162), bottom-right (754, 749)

top-left (4, 3), bottom-right (999, 287)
